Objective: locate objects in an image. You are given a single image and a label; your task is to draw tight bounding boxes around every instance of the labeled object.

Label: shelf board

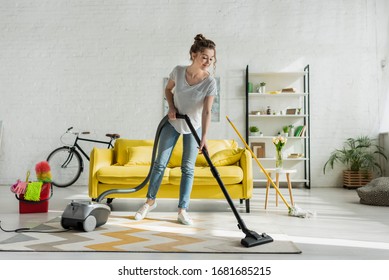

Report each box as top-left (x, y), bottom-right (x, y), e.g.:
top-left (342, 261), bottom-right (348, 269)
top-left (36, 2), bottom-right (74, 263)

top-left (249, 114), bottom-right (307, 118)
top-left (249, 71), bottom-right (306, 77)
top-left (249, 92), bottom-right (307, 97)
top-left (249, 136), bottom-right (307, 139)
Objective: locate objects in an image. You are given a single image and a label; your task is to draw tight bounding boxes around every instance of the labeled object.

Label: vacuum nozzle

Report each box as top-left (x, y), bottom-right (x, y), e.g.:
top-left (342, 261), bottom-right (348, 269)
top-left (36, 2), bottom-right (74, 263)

top-left (241, 230), bottom-right (274, 248)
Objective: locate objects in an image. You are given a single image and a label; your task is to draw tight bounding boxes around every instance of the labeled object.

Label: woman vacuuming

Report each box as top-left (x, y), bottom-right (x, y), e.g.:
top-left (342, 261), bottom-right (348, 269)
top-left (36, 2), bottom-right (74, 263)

top-left (134, 34), bottom-right (217, 225)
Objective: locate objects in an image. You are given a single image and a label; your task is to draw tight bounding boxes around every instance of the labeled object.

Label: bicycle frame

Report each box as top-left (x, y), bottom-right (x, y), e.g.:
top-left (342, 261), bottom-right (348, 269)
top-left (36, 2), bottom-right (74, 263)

top-left (71, 135), bottom-right (113, 161)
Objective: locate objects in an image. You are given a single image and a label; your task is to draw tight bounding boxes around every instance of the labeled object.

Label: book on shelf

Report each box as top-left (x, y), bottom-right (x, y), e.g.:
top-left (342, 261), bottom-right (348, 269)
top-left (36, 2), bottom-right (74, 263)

top-left (281, 87), bottom-right (296, 93)
top-left (299, 125), bottom-right (306, 137)
top-left (294, 125), bottom-right (306, 137)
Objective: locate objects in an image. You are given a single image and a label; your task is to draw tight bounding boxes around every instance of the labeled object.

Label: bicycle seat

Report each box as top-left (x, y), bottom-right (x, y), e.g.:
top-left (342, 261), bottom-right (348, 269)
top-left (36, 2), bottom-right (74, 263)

top-left (106, 133), bottom-right (120, 139)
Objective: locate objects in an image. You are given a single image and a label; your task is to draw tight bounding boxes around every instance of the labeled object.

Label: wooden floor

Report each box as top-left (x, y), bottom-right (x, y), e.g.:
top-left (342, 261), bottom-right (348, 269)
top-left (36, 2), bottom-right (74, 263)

top-left (1, 185), bottom-right (389, 260)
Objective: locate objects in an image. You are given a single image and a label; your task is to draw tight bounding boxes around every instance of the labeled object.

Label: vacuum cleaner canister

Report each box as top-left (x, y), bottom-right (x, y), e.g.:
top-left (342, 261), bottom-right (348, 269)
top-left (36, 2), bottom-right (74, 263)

top-left (61, 200), bottom-right (111, 232)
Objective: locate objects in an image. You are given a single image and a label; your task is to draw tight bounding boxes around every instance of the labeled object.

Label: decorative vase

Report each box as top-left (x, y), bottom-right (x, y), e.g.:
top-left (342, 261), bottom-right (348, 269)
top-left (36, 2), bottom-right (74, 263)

top-left (275, 149), bottom-right (283, 169)
top-left (289, 128), bottom-right (295, 137)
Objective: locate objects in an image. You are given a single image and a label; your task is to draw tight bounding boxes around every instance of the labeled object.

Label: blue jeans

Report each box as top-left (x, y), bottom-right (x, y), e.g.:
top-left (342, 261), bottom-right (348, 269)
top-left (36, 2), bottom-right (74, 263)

top-left (146, 122), bottom-right (200, 209)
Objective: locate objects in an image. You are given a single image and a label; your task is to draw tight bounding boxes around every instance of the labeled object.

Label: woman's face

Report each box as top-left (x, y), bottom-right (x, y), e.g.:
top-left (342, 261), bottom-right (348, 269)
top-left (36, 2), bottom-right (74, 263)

top-left (192, 48), bottom-right (215, 70)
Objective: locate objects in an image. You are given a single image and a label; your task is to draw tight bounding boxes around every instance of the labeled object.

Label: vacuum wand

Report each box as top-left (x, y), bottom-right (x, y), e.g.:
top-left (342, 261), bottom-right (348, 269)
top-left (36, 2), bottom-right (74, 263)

top-left (176, 114), bottom-right (273, 247)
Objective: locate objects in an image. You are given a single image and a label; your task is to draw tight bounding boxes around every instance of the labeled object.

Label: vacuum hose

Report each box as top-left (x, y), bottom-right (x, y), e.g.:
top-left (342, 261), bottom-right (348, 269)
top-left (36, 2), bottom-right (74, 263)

top-left (96, 115), bottom-right (169, 202)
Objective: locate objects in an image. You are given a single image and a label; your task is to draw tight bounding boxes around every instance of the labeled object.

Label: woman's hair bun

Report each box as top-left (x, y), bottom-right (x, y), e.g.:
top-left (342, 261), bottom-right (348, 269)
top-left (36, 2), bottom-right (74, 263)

top-left (194, 34), bottom-right (206, 42)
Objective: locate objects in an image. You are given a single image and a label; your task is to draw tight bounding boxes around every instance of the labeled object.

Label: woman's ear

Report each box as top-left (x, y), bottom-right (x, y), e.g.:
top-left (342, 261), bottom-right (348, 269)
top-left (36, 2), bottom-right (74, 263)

top-left (191, 52), bottom-right (197, 61)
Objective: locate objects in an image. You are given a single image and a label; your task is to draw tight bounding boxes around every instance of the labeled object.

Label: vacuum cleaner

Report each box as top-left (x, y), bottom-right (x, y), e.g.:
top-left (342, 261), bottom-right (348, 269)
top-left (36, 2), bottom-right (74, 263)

top-left (61, 200), bottom-right (111, 232)
top-left (94, 114), bottom-right (273, 247)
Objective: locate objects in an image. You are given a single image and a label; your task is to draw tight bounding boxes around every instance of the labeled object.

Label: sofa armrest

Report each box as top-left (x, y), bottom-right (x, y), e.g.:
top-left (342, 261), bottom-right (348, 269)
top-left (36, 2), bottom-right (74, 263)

top-left (239, 149), bottom-right (253, 199)
top-left (88, 147), bottom-right (114, 198)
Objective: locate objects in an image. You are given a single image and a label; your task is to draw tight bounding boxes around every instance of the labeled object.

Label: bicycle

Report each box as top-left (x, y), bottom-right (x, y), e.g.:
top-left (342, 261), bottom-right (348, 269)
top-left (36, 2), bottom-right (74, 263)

top-left (47, 127), bottom-right (120, 188)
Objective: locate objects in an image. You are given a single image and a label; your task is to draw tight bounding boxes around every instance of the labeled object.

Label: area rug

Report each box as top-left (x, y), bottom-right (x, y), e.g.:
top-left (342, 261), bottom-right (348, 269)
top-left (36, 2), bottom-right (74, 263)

top-left (0, 212), bottom-right (301, 254)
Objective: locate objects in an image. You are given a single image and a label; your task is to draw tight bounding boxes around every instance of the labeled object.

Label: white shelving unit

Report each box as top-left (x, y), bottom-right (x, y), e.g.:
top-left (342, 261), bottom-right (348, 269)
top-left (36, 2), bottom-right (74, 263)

top-left (245, 65), bottom-right (311, 188)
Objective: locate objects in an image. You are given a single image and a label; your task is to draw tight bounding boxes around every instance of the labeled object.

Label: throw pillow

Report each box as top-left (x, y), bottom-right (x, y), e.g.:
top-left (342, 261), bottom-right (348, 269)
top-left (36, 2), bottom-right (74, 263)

top-left (125, 146), bottom-right (153, 166)
top-left (356, 177), bottom-right (389, 206)
top-left (210, 148), bottom-right (245, 167)
top-left (196, 140), bottom-right (239, 167)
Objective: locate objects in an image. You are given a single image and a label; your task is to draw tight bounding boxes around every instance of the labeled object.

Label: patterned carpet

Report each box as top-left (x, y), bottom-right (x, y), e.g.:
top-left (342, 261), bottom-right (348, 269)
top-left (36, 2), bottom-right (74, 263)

top-left (0, 212), bottom-right (301, 254)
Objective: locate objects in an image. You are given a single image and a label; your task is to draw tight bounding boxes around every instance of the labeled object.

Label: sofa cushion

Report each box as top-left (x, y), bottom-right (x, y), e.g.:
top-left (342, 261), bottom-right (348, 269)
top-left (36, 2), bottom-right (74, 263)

top-left (168, 137), bottom-right (239, 168)
top-left (125, 146), bottom-right (153, 166)
top-left (96, 166), bottom-right (170, 185)
top-left (169, 166), bottom-right (244, 185)
top-left (114, 139), bottom-right (154, 166)
top-left (210, 148), bottom-right (245, 166)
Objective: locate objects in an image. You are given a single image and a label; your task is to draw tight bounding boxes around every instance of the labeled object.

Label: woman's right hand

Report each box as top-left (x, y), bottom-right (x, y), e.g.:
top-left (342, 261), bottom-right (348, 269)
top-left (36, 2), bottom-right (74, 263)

top-left (168, 107), bottom-right (177, 120)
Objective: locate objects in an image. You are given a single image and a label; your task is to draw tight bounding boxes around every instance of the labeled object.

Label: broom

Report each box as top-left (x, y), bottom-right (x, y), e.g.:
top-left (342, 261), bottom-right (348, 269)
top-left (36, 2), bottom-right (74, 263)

top-left (226, 116), bottom-right (314, 218)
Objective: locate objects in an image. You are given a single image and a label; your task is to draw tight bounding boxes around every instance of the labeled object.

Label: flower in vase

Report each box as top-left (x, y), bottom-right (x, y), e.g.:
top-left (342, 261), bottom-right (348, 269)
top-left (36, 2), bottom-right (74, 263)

top-left (273, 135), bottom-right (287, 169)
top-left (272, 135), bottom-right (287, 151)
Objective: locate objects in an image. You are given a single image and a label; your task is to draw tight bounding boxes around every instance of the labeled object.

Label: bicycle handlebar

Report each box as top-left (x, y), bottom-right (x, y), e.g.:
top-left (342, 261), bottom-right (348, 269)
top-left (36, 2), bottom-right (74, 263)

top-left (66, 127), bottom-right (90, 135)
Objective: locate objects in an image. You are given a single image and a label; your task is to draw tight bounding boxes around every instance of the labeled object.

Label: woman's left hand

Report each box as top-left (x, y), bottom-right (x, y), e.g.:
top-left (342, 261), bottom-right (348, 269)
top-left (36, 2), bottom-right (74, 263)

top-left (198, 138), bottom-right (208, 154)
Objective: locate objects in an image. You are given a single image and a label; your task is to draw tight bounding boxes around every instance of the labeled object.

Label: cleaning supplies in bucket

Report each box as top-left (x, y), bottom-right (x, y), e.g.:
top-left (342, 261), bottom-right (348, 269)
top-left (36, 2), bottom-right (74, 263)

top-left (11, 161), bottom-right (53, 214)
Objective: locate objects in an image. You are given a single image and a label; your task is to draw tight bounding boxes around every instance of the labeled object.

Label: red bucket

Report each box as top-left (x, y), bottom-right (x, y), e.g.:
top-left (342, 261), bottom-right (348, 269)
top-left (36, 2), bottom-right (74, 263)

top-left (17, 183), bottom-right (52, 214)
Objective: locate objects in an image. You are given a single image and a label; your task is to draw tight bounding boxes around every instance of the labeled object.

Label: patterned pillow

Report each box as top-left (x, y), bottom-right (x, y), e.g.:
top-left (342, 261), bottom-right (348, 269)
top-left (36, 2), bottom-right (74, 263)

top-left (356, 177), bottom-right (389, 206)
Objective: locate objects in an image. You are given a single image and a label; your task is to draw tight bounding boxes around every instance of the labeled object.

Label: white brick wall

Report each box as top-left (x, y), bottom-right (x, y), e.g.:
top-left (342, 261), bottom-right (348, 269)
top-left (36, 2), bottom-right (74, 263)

top-left (0, 0), bottom-right (388, 187)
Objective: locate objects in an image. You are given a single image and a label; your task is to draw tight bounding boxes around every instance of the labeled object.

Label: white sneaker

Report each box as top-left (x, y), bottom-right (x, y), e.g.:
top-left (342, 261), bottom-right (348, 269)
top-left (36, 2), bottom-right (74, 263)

top-left (134, 202), bottom-right (157, 220)
top-left (177, 211), bottom-right (193, 225)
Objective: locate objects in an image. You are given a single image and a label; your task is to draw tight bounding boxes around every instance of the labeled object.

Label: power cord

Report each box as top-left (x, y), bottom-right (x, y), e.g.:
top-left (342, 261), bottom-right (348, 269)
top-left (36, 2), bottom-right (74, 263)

top-left (0, 220), bottom-right (70, 233)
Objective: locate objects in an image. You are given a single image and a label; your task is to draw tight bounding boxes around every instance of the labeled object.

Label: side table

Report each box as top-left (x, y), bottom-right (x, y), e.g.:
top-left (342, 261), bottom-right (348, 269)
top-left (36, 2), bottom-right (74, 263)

top-left (263, 168), bottom-right (297, 209)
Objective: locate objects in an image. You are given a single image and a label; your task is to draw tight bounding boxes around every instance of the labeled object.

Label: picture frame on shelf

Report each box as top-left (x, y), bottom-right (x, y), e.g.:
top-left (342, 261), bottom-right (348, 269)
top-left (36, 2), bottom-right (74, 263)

top-left (286, 108), bottom-right (297, 115)
top-left (250, 142), bottom-right (266, 158)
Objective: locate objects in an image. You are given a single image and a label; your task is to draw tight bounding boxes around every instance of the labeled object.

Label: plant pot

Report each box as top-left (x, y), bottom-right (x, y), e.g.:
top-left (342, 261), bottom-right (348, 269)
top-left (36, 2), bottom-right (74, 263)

top-left (343, 170), bottom-right (373, 189)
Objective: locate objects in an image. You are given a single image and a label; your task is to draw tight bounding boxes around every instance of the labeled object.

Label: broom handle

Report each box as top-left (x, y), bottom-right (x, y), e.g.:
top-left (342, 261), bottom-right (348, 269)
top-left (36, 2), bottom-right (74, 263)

top-left (226, 116), bottom-right (292, 209)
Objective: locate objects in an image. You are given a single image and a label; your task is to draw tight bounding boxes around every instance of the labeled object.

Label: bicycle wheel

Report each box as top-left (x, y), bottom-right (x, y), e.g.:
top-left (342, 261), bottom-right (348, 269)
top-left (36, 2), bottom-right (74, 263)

top-left (47, 147), bottom-right (83, 187)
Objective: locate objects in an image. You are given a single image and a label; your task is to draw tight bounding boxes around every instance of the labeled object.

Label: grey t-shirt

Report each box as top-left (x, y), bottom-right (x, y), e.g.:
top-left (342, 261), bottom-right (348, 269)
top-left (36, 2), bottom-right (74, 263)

top-left (168, 65), bottom-right (217, 134)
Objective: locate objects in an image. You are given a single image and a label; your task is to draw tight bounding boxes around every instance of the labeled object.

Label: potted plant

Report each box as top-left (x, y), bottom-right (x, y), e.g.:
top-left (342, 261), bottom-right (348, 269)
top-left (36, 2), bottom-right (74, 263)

top-left (323, 136), bottom-right (387, 188)
top-left (249, 126), bottom-right (260, 136)
top-left (257, 82), bottom-right (266, 94)
top-left (282, 126), bottom-right (289, 137)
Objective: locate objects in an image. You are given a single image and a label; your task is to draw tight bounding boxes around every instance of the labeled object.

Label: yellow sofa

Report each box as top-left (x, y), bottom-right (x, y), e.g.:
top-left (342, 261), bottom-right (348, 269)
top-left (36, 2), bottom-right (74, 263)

top-left (89, 137), bottom-right (253, 212)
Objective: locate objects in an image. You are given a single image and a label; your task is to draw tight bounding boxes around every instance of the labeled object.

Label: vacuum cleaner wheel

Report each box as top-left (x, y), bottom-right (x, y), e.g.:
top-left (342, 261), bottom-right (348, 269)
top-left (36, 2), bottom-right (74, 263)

top-left (61, 219), bottom-right (70, 230)
top-left (83, 215), bottom-right (97, 232)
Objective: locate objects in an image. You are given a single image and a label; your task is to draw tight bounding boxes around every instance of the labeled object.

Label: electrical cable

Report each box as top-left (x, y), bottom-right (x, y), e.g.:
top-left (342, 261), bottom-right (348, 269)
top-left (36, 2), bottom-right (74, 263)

top-left (0, 220), bottom-right (70, 233)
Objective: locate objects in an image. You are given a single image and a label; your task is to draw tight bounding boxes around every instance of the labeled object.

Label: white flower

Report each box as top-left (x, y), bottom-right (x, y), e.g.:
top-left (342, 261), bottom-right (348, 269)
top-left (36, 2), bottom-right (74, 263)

top-left (273, 135), bottom-right (287, 150)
